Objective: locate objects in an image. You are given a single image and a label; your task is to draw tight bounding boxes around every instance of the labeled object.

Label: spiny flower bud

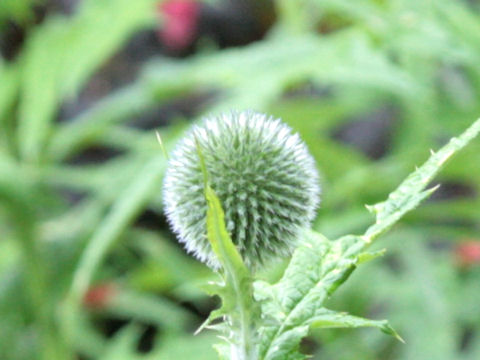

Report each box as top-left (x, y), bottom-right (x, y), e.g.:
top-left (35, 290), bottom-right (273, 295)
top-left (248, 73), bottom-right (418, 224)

top-left (163, 111), bottom-right (321, 269)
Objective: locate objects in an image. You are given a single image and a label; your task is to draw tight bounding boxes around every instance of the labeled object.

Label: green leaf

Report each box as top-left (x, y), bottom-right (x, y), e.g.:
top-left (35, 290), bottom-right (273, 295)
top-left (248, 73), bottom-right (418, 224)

top-left (70, 154), bottom-right (165, 299)
top-left (196, 139), bottom-right (258, 358)
top-left (357, 249), bottom-right (386, 264)
top-left (0, 0), bottom-right (39, 24)
top-left (104, 288), bottom-right (195, 332)
top-left (255, 118), bottom-right (480, 359)
top-left (205, 186), bottom-right (250, 280)
top-left (100, 324), bottom-right (143, 360)
top-left (364, 117), bottom-right (480, 243)
top-left (47, 85), bottom-right (155, 161)
top-left (61, 154), bottom-right (166, 345)
top-left (16, 0), bottom-right (156, 162)
top-left (309, 308), bottom-right (404, 343)
top-left (48, 30), bottom-right (418, 162)
top-left (254, 231), bottom-right (360, 360)
top-left (195, 187), bottom-right (253, 336)
top-left (0, 63), bottom-right (19, 125)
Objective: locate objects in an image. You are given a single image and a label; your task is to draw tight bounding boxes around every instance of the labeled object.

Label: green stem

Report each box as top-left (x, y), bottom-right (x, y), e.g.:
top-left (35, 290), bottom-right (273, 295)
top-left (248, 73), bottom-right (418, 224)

top-left (229, 272), bottom-right (255, 360)
top-left (18, 217), bottom-right (66, 360)
top-left (203, 187), bottom-right (257, 359)
top-left (196, 141), bottom-right (258, 359)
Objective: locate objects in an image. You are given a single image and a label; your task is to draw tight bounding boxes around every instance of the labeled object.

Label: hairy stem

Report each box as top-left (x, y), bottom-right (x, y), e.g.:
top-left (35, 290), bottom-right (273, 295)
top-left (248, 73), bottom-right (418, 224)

top-left (230, 274), bottom-right (256, 360)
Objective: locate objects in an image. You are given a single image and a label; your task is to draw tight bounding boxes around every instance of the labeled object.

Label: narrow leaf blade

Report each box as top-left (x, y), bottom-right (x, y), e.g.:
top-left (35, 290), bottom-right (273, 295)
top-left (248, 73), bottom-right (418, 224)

top-left (310, 308), bottom-right (404, 343)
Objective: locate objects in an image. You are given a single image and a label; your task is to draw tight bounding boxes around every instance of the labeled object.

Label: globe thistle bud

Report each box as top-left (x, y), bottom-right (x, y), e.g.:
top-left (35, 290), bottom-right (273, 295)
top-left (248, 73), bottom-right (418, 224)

top-left (163, 111), bottom-right (320, 269)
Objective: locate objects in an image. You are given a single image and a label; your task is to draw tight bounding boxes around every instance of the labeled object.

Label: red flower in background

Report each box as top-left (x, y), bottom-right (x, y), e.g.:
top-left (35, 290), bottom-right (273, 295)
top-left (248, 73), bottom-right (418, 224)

top-left (158, 0), bottom-right (200, 51)
top-left (455, 241), bottom-right (480, 267)
top-left (83, 283), bottom-right (116, 309)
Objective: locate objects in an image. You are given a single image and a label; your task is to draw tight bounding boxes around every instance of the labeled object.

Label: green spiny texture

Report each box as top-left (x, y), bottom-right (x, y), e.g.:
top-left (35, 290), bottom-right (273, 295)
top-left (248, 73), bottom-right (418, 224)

top-left (163, 111), bottom-right (320, 269)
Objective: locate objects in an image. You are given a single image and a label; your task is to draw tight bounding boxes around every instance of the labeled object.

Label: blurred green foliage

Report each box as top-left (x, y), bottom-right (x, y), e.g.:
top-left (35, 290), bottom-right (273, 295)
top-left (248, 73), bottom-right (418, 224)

top-left (0, 0), bottom-right (479, 359)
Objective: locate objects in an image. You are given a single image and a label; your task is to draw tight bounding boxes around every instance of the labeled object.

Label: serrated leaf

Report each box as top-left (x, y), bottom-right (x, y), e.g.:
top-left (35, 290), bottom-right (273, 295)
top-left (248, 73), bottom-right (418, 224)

top-left (259, 325), bottom-right (310, 360)
top-left (194, 188), bottom-right (253, 336)
top-left (205, 186), bottom-right (251, 281)
top-left (255, 231), bottom-right (362, 360)
top-left (364, 118), bottom-right (480, 243)
top-left (309, 308), bottom-right (404, 343)
top-left (357, 249), bottom-right (386, 264)
top-left (254, 230), bottom-right (331, 322)
top-left (256, 119), bottom-right (480, 359)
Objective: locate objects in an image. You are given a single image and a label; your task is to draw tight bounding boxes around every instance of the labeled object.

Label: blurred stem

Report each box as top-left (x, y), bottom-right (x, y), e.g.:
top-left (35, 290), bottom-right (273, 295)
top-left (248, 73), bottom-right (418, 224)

top-left (61, 154), bottom-right (166, 345)
top-left (0, 176), bottom-right (71, 360)
top-left (16, 213), bottom-right (68, 360)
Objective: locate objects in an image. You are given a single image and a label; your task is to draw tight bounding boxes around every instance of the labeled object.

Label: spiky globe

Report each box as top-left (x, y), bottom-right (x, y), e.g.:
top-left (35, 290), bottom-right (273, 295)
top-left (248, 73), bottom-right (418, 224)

top-left (163, 111), bottom-right (320, 269)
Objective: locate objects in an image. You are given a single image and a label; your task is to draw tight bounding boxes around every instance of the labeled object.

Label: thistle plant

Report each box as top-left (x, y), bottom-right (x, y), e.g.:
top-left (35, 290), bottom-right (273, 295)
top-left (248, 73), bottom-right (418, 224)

top-left (164, 111), bottom-right (320, 269)
top-left (164, 112), bottom-right (480, 360)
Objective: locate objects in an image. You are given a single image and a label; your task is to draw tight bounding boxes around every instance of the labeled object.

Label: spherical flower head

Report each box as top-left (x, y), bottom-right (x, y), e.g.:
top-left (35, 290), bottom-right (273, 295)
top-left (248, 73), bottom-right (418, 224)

top-left (163, 111), bottom-right (321, 269)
